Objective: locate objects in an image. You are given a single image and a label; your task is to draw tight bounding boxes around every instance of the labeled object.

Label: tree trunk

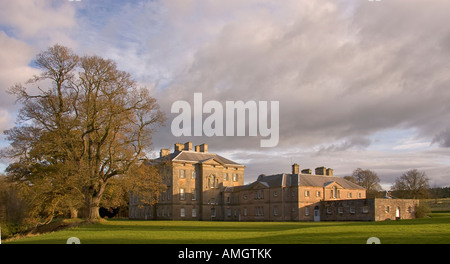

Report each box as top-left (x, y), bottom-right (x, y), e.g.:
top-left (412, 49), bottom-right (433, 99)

top-left (85, 196), bottom-right (101, 221)
top-left (89, 204), bottom-right (100, 220)
top-left (84, 182), bottom-right (106, 221)
top-left (69, 207), bottom-right (78, 219)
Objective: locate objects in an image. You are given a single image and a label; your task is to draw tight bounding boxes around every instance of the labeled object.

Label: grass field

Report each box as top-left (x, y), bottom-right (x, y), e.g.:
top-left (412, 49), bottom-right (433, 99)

top-left (421, 198), bottom-right (450, 212)
top-left (4, 213), bottom-right (450, 244)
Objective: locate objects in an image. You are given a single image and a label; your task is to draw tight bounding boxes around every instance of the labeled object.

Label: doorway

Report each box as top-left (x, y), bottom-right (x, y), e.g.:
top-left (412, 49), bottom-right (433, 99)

top-left (314, 206), bottom-right (320, 222)
top-left (395, 207), bottom-right (401, 220)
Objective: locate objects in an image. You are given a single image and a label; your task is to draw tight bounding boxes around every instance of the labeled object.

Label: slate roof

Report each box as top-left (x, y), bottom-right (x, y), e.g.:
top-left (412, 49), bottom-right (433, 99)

top-left (230, 173), bottom-right (365, 191)
top-left (152, 150), bottom-right (244, 167)
top-left (299, 174), bottom-right (365, 189)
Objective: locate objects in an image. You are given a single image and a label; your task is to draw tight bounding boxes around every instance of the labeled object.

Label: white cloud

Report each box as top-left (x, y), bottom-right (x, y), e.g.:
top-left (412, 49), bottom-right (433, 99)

top-left (0, 1), bottom-right (78, 133)
top-left (0, 31), bottom-right (40, 131)
top-left (0, 0), bottom-right (76, 44)
top-left (393, 142), bottom-right (431, 151)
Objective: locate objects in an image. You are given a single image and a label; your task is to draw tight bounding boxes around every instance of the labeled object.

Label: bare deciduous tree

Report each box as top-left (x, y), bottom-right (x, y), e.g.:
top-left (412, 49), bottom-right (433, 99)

top-left (351, 168), bottom-right (382, 198)
top-left (392, 169), bottom-right (430, 199)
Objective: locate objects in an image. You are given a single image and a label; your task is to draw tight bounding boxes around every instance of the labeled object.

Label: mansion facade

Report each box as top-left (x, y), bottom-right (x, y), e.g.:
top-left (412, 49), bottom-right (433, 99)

top-left (129, 142), bottom-right (419, 222)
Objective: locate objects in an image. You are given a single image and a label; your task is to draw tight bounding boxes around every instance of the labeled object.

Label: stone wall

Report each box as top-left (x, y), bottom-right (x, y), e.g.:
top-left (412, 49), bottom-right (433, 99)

top-left (373, 198), bottom-right (419, 221)
top-left (318, 198), bottom-right (419, 221)
top-left (320, 199), bottom-right (374, 221)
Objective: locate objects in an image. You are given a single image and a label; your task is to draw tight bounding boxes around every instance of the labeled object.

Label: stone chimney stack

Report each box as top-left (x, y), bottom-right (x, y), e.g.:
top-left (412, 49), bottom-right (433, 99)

top-left (326, 168), bottom-right (334, 176)
top-left (292, 163), bottom-right (299, 175)
top-left (301, 169), bottom-right (312, 174)
top-left (315, 166), bottom-right (326, 176)
top-left (199, 143), bottom-right (208, 153)
top-left (195, 145), bottom-right (200, 152)
top-left (184, 142), bottom-right (192, 151)
top-left (160, 148), bottom-right (170, 158)
top-left (174, 143), bottom-right (184, 152)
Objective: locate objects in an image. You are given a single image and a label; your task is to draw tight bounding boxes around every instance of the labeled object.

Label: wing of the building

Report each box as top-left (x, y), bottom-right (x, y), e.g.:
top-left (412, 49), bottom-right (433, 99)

top-left (129, 142), bottom-right (418, 222)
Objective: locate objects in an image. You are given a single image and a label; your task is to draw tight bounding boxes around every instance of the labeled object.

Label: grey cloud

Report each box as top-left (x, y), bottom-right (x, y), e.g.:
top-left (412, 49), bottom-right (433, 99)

top-left (3, 0), bottom-right (450, 187)
top-left (65, 0), bottom-right (450, 188)
top-left (153, 0), bottom-right (450, 152)
top-left (432, 128), bottom-right (450, 148)
top-left (316, 137), bottom-right (371, 155)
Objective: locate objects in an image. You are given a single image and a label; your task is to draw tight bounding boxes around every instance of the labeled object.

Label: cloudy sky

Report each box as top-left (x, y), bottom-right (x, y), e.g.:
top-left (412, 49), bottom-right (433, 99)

top-left (1, 0), bottom-right (450, 188)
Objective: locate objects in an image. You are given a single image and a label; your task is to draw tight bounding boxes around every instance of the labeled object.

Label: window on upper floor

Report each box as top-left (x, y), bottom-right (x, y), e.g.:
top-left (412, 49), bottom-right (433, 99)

top-left (331, 186), bottom-right (340, 198)
top-left (255, 189), bottom-right (264, 199)
top-left (233, 173), bottom-right (238, 182)
top-left (210, 175), bottom-right (216, 188)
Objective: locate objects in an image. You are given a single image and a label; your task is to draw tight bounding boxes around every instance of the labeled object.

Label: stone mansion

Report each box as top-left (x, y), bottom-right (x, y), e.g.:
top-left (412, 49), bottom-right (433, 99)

top-left (129, 142), bottom-right (419, 222)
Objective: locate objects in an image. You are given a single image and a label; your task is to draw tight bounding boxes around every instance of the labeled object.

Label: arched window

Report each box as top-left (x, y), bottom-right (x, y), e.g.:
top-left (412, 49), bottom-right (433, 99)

top-left (210, 175), bottom-right (216, 188)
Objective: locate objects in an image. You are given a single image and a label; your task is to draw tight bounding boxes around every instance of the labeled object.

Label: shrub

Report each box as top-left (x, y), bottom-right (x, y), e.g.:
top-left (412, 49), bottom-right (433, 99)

top-left (1, 222), bottom-right (23, 240)
top-left (415, 204), bottom-right (431, 218)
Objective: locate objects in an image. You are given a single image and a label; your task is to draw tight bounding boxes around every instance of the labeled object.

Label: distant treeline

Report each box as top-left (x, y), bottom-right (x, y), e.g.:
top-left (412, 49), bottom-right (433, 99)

top-left (428, 187), bottom-right (450, 198)
top-left (385, 186), bottom-right (450, 199)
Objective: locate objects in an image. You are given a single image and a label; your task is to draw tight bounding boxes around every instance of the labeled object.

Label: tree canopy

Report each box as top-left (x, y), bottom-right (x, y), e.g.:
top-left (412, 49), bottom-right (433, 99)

top-left (391, 169), bottom-right (430, 199)
top-left (350, 168), bottom-right (382, 198)
top-left (2, 45), bottom-right (166, 222)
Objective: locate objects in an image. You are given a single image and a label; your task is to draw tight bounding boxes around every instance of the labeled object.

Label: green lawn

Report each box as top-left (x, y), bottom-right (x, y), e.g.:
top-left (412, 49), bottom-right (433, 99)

top-left (5, 213), bottom-right (450, 244)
